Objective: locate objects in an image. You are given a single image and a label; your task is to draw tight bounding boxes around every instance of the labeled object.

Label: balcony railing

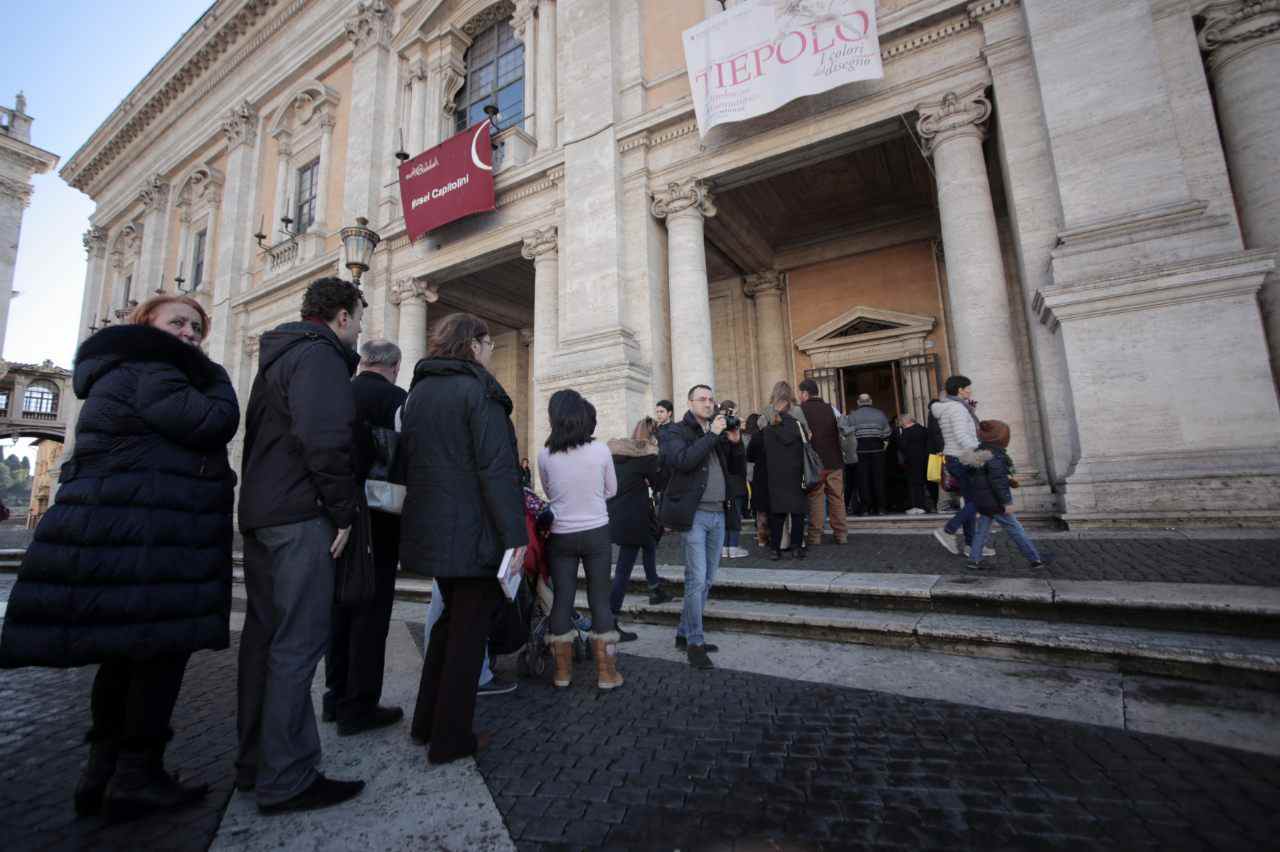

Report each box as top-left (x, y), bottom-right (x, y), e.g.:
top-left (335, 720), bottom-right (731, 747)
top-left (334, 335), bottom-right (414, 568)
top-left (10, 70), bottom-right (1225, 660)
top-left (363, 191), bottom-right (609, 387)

top-left (20, 410), bottom-right (58, 421)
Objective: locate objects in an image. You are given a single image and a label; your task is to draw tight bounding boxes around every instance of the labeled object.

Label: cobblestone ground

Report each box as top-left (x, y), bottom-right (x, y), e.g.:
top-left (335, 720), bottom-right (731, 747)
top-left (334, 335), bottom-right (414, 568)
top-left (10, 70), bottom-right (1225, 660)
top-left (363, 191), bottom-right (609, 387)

top-left (0, 632), bottom-right (240, 852)
top-left (465, 651), bottom-right (1280, 851)
top-left (655, 533), bottom-right (1280, 586)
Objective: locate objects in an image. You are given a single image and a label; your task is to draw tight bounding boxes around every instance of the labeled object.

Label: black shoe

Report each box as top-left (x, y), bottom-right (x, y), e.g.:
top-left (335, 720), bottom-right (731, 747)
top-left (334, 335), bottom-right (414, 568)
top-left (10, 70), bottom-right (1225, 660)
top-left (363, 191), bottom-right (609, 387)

top-left (258, 774), bottom-right (365, 815)
top-left (321, 706), bottom-right (336, 723)
top-left (1030, 560), bottom-right (1046, 569)
top-left (687, 644), bottom-right (715, 670)
top-left (648, 586), bottom-right (674, 605)
top-left (476, 677), bottom-right (518, 696)
top-left (770, 549), bottom-right (783, 561)
top-left (74, 741), bottom-right (118, 816)
top-left (102, 749), bottom-right (208, 823)
top-left (675, 636), bottom-right (718, 652)
top-left (616, 624), bottom-right (639, 643)
top-left (337, 705), bottom-right (404, 737)
top-left (796, 546), bottom-right (808, 560)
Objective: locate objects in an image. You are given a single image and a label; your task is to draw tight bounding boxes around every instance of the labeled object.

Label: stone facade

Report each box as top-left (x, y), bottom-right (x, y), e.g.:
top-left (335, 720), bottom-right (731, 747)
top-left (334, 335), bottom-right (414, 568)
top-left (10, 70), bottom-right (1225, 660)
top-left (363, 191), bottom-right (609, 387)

top-left (0, 93), bottom-right (59, 358)
top-left (58, 0), bottom-right (1280, 524)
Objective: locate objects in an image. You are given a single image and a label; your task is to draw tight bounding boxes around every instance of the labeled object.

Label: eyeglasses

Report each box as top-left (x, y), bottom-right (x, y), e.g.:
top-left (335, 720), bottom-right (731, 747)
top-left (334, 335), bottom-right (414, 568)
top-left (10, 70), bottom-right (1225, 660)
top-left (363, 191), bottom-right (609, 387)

top-left (476, 337), bottom-right (494, 349)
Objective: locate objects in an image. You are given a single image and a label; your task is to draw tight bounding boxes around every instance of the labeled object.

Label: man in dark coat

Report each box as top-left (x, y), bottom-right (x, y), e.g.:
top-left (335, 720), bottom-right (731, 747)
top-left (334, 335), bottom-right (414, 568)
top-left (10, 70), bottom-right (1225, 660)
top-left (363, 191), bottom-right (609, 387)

top-left (658, 384), bottom-right (745, 670)
top-left (236, 277), bottom-right (366, 815)
top-left (898, 414), bottom-right (931, 514)
top-left (799, 379), bottom-right (848, 545)
top-left (323, 339), bottom-right (408, 735)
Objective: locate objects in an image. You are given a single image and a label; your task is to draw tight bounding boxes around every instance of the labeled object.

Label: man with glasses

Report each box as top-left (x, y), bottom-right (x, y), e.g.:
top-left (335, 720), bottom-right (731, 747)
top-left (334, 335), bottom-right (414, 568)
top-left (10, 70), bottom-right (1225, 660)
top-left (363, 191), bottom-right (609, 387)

top-left (657, 384), bottom-right (745, 669)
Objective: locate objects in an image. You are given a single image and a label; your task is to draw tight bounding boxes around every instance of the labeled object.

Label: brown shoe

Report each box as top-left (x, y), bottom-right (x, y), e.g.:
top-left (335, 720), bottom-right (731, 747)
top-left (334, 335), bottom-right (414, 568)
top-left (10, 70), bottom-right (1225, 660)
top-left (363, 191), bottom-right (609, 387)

top-left (550, 638), bottom-right (574, 688)
top-left (592, 637), bottom-right (624, 690)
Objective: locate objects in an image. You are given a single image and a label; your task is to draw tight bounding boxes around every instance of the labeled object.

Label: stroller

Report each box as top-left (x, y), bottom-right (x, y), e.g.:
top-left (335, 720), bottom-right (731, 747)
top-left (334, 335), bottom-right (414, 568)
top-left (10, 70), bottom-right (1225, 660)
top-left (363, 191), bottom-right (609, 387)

top-left (516, 489), bottom-right (594, 679)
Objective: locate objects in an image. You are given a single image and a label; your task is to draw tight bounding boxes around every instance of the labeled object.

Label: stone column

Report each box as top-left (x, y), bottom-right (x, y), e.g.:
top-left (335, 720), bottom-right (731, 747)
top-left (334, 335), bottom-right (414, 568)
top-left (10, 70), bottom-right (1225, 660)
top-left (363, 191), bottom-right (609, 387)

top-left (271, 132), bottom-right (292, 228)
top-left (523, 227), bottom-right (558, 482)
top-left (209, 99), bottom-right (260, 367)
top-left (917, 86), bottom-right (1030, 471)
top-left (520, 328), bottom-right (535, 461)
top-left (535, 0), bottom-right (558, 150)
top-left (511, 0), bottom-right (538, 136)
top-left (391, 277), bottom-right (438, 388)
top-left (314, 115), bottom-right (335, 231)
top-left (652, 179), bottom-right (717, 402)
top-left (135, 175), bottom-right (170, 295)
top-left (406, 59), bottom-right (429, 154)
top-left (744, 271), bottom-right (787, 405)
top-left (1201, 1), bottom-right (1280, 383)
top-left (343, 0), bottom-right (395, 223)
top-left (78, 228), bottom-right (107, 339)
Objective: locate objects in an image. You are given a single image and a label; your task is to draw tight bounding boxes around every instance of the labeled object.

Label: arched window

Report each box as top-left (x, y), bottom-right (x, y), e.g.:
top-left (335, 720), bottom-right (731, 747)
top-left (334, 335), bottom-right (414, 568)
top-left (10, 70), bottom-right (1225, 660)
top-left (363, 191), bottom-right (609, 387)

top-left (454, 21), bottom-right (524, 134)
top-left (22, 383), bottom-right (58, 417)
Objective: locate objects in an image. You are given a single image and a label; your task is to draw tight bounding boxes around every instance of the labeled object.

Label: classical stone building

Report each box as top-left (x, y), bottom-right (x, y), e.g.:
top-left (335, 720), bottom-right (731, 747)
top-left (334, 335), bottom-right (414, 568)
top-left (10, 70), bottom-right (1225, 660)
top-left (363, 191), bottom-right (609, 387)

top-left (1, 93), bottom-right (60, 358)
top-left (59, 0), bottom-right (1280, 524)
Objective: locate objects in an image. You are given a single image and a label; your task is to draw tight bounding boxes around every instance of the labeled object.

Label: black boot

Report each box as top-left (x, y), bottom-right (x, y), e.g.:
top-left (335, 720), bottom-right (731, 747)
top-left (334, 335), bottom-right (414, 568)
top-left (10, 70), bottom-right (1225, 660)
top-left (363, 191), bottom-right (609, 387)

top-left (796, 545), bottom-right (808, 560)
top-left (102, 747), bottom-right (208, 823)
top-left (74, 740), bottom-right (119, 816)
top-left (770, 548), bottom-right (783, 561)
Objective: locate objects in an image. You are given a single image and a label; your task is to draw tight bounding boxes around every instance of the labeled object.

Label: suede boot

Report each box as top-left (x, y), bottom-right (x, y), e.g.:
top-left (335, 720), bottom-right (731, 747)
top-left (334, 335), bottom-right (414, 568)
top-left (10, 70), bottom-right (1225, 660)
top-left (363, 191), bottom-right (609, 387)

top-left (549, 634), bottom-right (575, 688)
top-left (74, 740), bottom-right (119, 816)
top-left (102, 746), bottom-right (208, 823)
top-left (592, 634), bottom-right (624, 690)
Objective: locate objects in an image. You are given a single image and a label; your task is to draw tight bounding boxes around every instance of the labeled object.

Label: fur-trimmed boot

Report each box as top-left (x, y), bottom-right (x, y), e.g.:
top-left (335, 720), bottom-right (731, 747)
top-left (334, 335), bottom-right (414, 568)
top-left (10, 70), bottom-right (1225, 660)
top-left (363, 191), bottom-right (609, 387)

top-left (75, 739), bottom-right (119, 816)
top-left (592, 632), bottom-right (624, 690)
top-left (548, 631), bottom-right (575, 688)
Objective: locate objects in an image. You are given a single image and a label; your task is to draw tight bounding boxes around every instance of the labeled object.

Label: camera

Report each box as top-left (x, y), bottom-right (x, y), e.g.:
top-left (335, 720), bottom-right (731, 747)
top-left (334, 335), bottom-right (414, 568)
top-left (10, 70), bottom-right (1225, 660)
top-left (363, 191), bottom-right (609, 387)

top-left (718, 404), bottom-right (740, 431)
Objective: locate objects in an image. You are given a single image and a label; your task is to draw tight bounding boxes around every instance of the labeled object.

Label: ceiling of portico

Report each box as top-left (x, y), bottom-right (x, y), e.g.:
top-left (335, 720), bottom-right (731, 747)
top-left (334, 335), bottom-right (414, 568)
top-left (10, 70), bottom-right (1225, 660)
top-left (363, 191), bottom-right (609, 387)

top-left (435, 256), bottom-right (534, 332)
top-left (705, 132), bottom-right (939, 277)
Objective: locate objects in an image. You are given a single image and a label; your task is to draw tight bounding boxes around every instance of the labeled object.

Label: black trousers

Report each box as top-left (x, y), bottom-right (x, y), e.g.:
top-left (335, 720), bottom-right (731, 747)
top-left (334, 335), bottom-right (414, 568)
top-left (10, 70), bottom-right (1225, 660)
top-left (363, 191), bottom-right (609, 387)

top-left (856, 452), bottom-right (886, 514)
top-left (411, 577), bottom-right (504, 763)
top-left (907, 467), bottom-right (929, 511)
top-left (843, 463), bottom-right (859, 512)
top-left (768, 512), bottom-right (806, 550)
top-left (89, 654), bottom-right (190, 750)
top-left (324, 510), bottom-right (400, 722)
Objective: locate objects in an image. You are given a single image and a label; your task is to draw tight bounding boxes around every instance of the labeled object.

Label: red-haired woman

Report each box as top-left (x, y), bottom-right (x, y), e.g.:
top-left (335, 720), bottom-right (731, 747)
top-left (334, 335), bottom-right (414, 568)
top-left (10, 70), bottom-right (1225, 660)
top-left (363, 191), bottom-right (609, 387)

top-left (0, 294), bottom-right (240, 822)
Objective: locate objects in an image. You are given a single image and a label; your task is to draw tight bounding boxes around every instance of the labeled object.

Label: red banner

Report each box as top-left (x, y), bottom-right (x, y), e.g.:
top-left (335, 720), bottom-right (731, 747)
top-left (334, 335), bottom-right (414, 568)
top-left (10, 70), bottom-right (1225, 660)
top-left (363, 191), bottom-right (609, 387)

top-left (399, 119), bottom-right (495, 240)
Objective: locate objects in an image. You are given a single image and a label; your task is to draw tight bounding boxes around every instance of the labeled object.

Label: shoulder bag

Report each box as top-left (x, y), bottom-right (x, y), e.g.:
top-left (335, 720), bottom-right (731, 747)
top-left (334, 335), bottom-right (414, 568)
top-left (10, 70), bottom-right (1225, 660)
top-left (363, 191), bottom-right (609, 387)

top-left (798, 420), bottom-right (824, 491)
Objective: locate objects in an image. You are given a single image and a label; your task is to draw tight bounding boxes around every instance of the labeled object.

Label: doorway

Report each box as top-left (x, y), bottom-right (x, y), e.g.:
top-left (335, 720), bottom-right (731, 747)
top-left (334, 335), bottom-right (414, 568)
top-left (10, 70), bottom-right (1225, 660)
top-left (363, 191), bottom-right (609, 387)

top-left (842, 360), bottom-right (901, 419)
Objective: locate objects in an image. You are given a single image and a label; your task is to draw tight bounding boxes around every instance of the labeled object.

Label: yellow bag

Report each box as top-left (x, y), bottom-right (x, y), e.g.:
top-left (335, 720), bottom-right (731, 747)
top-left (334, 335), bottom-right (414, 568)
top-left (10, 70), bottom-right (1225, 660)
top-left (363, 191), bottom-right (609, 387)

top-left (926, 453), bottom-right (945, 483)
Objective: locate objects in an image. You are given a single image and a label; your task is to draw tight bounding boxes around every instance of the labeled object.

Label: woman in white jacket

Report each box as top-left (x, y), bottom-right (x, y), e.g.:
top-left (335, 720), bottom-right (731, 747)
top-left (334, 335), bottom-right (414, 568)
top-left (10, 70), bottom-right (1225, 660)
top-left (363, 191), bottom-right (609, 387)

top-left (930, 374), bottom-right (992, 559)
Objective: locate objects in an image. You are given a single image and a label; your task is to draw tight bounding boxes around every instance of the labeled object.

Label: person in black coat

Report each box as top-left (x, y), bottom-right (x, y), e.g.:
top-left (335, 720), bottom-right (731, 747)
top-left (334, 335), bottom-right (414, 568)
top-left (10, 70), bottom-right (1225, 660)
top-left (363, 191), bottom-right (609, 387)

top-left (758, 382), bottom-right (809, 560)
top-left (897, 414), bottom-right (931, 513)
top-left (607, 418), bottom-right (673, 617)
top-left (0, 296), bottom-right (238, 821)
top-left (402, 313), bottom-right (528, 764)
top-left (323, 339), bottom-right (408, 734)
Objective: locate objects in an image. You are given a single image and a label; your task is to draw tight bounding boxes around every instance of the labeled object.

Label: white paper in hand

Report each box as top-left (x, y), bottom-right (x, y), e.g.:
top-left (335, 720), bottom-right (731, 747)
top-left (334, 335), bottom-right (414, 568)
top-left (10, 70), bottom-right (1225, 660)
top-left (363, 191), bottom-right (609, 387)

top-left (497, 546), bottom-right (527, 600)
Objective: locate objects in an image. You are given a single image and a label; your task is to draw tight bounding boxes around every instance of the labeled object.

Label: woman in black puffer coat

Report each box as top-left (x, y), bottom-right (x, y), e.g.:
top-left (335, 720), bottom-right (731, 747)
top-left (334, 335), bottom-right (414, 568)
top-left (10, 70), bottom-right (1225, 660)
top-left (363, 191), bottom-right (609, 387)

top-left (758, 381), bottom-right (809, 561)
top-left (0, 295), bottom-right (239, 822)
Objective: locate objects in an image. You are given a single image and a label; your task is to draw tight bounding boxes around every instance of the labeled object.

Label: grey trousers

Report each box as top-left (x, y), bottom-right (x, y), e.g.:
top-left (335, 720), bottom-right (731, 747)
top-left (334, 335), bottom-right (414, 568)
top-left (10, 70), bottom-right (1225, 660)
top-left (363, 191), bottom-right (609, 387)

top-left (237, 516), bottom-right (336, 806)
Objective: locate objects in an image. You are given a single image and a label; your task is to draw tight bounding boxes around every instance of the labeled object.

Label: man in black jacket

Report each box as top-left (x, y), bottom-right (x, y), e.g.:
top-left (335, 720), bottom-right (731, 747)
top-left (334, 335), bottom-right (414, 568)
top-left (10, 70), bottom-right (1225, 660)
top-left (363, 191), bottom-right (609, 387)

top-left (236, 277), bottom-right (366, 815)
top-left (658, 384), bottom-right (745, 670)
top-left (323, 339), bottom-right (408, 735)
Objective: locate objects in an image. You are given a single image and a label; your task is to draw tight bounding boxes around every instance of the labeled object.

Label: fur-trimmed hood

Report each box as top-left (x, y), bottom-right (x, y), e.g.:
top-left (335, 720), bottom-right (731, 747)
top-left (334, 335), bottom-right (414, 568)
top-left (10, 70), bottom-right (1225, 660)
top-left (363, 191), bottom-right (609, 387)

top-left (608, 437), bottom-right (658, 458)
top-left (957, 447), bottom-right (994, 469)
top-left (73, 324), bottom-right (225, 399)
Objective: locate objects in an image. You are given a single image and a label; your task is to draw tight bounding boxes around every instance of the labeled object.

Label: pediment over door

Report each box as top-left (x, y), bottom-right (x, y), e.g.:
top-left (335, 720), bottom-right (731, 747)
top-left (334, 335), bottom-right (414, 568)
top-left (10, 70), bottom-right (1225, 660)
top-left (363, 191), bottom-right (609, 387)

top-left (795, 306), bottom-right (937, 369)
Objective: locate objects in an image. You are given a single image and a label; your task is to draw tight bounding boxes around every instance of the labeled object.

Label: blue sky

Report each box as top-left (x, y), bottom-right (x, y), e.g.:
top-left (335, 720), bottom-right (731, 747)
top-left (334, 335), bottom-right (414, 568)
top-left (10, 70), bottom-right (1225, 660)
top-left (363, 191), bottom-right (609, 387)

top-left (2, 0), bottom-right (213, 460)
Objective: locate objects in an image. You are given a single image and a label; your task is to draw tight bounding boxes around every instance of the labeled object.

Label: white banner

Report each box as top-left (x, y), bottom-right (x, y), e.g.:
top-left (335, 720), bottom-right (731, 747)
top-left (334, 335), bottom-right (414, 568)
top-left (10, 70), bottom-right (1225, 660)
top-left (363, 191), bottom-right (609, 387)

top-left (683, 0), bottom-right (884, 137)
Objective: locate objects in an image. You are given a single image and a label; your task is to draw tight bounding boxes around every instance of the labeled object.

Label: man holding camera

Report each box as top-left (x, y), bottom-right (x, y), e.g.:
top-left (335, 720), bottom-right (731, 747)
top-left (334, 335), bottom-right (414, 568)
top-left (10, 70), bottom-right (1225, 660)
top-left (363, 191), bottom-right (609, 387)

top-left (658, 385), bottom-right (746, 670)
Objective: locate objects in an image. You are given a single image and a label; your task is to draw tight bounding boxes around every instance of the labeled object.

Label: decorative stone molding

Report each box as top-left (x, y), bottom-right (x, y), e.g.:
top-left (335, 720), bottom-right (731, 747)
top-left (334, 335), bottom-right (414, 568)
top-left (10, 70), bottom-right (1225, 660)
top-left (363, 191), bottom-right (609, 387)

top-left (220, 100), bottom-right (258, 149)
top-left (440, 67), bottom-right (466, 115)
top-left (967, 0), bottom-right (1018, 20)
top-left (176, 166), bottom-right (224, 215)
top-left (406, 58), bottom-right (429, 82)
top-left (518, 327), bottom-right (534, 346)
top-left (1199, 1), bottom-right (1280, 69)
top-left (391, 277), bottom-right (440, 305)
top-left (109, 223), bottom-right (143, 271)
top-left (511, 0), bottom-right (536, 40)
top-left (82, 227), bottom-right (108, 258)
top-left (650, 179), bottom-right (717, 220)
top-left (137, 174), bottom-right (171, 213)
top-left (345, 0), bottom-right (393, 54)
top-left (0, 176), bottom-right (33, 206)
top-left (916, 85), bottom-right (991, 156)
top-left (244, 334), bottom-right (261, 358)
top-left (743, 271), bottom-right (785, 298)
top-left (319, 113), bottom-right (337, 131)
top-left (269, 80), bottom-right (341, 137)
top-left (520, 226), bottom-right (559, 260)
top-left (462, 1), bottom-right (517, 36)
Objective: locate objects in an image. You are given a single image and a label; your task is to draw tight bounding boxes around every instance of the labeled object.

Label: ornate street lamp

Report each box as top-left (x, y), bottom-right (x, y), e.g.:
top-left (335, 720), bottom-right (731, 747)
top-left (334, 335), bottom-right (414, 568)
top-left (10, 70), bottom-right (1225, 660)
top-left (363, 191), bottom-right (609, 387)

top-left (340, 216), bottom-right (381, 284)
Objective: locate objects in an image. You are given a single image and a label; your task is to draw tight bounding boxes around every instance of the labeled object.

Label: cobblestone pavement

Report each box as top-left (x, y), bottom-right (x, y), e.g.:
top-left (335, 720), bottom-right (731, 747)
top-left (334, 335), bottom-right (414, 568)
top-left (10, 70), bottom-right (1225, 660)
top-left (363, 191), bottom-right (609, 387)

top-left (464, 650), bottom-right (1280, 851)
top-left (0, 633), bottom-right (240, 852)
top-left (655, 532), bottom-right (1280, 586)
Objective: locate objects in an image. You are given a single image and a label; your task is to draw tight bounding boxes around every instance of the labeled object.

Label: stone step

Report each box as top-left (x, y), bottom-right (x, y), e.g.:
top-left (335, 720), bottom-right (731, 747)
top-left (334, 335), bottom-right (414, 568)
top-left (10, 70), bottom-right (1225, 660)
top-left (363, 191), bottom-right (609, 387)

top-left (601, 592), bottom-right (1280, 690)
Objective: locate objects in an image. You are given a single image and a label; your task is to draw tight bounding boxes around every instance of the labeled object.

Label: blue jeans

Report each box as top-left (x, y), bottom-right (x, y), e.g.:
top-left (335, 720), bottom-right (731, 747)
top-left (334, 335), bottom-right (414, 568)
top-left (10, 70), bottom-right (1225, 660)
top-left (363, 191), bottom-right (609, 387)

top-left (611, 543), bottom-right (659, 614)
top-left (427, 580), bottom-right (492, 686)
top-left (971, 512), bottom-right (1042, 565)
top-left (677, 510), bottom-right (725, 647)
top-left (943, 457), bottom-right (977, 545)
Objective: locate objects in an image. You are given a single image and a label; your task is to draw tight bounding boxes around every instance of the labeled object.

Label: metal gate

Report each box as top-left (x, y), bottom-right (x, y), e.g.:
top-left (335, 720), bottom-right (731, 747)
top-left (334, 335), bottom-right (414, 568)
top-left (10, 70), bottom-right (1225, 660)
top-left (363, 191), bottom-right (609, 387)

top-left (803, 367), bottom-right (843, 412)
top-left (898, 353), bottom-right (942, 421)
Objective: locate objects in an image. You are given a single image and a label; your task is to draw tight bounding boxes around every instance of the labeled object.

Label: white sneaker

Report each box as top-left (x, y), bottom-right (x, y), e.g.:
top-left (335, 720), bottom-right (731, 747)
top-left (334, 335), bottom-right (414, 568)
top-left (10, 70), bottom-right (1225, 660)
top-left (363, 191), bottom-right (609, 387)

top-left (729, 546), bottom-right (749, 558)
top-left (905, 508), bottom-right (926, 515)
top-left (962, 545), bottom-right (997, 557)
top-left (721, 547), bottom-right (730, 559)
top-left (933, 528), bottom-right (960, 555)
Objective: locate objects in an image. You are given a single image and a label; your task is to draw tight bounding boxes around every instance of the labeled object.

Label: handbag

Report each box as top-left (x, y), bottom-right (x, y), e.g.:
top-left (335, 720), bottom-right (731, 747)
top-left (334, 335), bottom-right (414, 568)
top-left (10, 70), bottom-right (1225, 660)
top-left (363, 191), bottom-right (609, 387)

top-left (335, 496), bottom-right (376, 607)
top-left (365, 408), bottom-right (405, 514)
top-left (926, 453), bottom-right (945, 483)
top-left (798, 420), bottom-right (823, 491)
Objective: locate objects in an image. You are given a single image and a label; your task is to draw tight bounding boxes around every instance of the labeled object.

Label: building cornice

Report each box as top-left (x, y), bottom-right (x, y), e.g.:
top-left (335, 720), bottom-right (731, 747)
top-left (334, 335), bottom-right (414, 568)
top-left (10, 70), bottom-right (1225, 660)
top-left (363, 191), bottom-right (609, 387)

top-left (0, 132), bottom-right (60, 174)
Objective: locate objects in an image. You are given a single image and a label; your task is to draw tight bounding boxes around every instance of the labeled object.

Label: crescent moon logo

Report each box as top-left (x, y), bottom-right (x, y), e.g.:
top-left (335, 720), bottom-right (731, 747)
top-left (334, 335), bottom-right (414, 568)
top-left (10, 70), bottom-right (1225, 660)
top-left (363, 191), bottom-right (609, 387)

top-left (471, 120), bottom-right (493, 172)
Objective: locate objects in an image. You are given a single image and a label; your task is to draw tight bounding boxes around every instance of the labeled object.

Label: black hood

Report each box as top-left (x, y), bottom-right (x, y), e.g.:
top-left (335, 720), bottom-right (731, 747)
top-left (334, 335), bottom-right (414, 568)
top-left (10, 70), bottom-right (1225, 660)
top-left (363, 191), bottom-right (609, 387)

top-left (680, 409), bottom-right (707, 432)
top-left (258, 321), bottom-right (359, 376)
top-left (73, 324), bottom-right (223, 399)
top-left (411, 357), bottom-right (512, 415)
